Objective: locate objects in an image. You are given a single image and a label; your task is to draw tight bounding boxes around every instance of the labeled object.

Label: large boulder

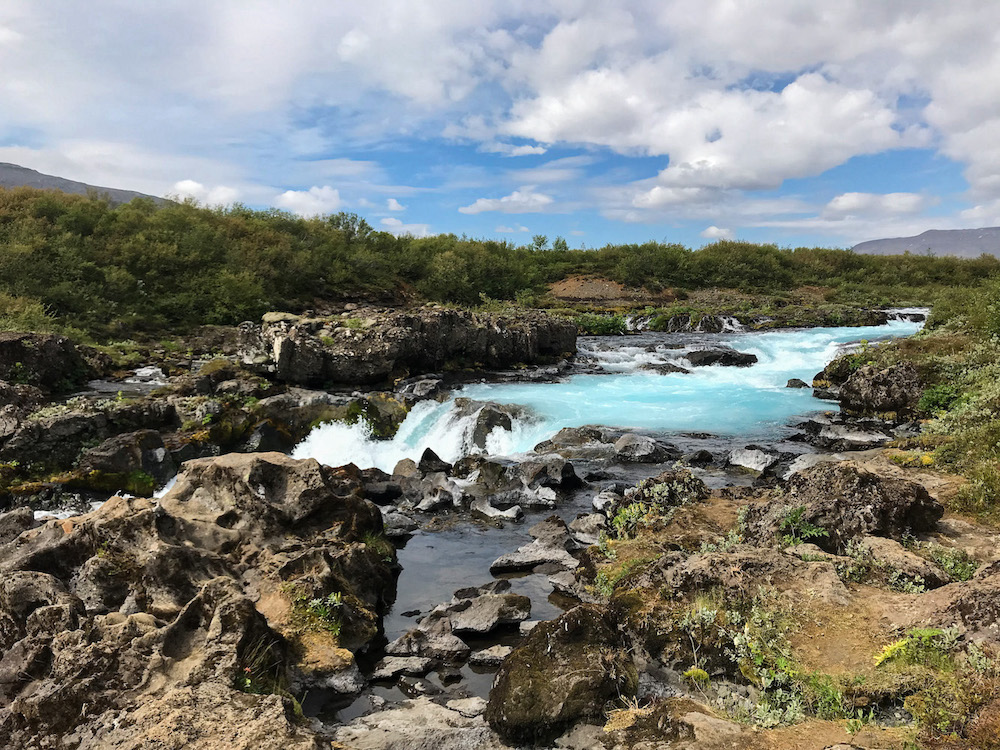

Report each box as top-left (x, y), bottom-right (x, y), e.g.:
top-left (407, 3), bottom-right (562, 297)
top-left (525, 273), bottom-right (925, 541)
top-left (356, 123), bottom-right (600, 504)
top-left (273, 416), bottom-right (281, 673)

top-left (485, 604), bottom-right (637, 744)
top-left (839, 362), bottom-right (922, 416)
top-left (740, 462), bottom-right (944, 552)
top-left (613, 433), bottom-right (677, 463)
top-left (77, 429), bottom-right (176, 484)
top-left (239, 308), bottom-right (577, 386)
top-left (0, 332), bottom-right (91, 392)
top-left (0, 453), bottom-right (397, 747)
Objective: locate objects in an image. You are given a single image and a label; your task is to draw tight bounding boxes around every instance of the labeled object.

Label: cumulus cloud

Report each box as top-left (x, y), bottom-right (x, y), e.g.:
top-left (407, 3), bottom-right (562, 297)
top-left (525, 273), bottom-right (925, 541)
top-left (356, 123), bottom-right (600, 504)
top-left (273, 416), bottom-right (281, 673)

top-left (380, 216), bottom-right (430, 237)
top-left (274, 186), bottom-right (342, 216)
top-left (386, 198), bottom-right (405, 211)
top-left (459, 188), bottom-right (553, 214)
top-left (496, 224), bottom-right (529, 233)
top-left (701, 226), bottom-right (733, 240)
top-left (173, 180), bottom-right (240, 206)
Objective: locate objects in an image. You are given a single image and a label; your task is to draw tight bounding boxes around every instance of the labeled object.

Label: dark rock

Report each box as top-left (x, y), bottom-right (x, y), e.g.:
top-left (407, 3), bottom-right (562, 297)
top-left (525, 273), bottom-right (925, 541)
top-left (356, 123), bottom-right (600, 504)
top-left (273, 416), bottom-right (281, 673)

top-left (0, 507), bottom-right (36, 544)
top-left (485, 604), bottom-right (637, 744)
top-left (239, 308), bottom-right (577, 387)
top-left (417, 448), bottom-right (452, 475)
top-left (682, 449), bottom-right (714, 467)
top-left (740, 462), bottom-right (944, 552)
top-left (685, 348), bottom-right (758, 368)
top-left (0, 332), bottom-right (91, 393)
top-left (639, 363), bottom-right (690, 375)
top-left (839, 362), bottom-right (922, 416)
top-left (786, 378), bottom-right (809, 388)
top-left (77, 429), bottom-right (176, 484)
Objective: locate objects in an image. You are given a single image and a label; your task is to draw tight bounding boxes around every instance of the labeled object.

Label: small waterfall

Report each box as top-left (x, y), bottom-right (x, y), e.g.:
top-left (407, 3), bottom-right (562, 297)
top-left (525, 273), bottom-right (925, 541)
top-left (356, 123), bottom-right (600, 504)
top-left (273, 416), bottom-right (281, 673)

top-left (885, 307), bottom-right (929, 323)
top-left (719, 315), bottom-right (745, 333)
top-left (624, 314), bottom-right (653, 332)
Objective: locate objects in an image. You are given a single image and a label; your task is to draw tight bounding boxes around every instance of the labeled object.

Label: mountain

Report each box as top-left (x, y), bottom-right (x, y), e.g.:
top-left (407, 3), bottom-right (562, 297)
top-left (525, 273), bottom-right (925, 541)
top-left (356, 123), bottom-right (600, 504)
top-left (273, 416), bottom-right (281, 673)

top-left (0, 162), bottom-right (164, 205)
top-left (851, 227), bottom-right (1000, 258)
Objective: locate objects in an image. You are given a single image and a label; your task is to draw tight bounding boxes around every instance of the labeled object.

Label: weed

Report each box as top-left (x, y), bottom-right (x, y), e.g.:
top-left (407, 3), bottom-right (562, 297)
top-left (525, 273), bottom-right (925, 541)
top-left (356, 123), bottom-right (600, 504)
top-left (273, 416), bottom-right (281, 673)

top-left (778, 505), bottom-right (829, 546)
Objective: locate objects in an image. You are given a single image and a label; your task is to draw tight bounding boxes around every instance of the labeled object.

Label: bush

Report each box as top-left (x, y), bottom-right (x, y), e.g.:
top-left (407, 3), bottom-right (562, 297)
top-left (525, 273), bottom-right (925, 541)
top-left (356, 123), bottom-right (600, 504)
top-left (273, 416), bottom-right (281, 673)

top-left (574, 313), bottom-right (627, 335)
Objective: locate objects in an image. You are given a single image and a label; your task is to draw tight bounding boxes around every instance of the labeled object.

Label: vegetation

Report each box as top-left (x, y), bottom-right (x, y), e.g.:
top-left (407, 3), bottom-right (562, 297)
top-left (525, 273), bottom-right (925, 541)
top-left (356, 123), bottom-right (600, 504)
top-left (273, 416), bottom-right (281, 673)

top-left (2, 186), bottom-right (999, 341)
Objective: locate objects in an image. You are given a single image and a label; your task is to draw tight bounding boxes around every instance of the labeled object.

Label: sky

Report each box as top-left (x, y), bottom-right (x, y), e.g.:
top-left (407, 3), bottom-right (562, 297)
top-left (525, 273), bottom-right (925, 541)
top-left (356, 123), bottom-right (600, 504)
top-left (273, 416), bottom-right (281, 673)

top-left (1, 1), bottom-right (999, 249)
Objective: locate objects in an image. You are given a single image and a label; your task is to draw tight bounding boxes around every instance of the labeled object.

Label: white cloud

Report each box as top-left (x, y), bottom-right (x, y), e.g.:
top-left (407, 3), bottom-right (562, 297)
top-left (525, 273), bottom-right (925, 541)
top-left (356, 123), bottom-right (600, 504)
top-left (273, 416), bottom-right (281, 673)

top-left (569, 229), bottom-right (585, 236)
top-left (173, 179), bottom-right (240, 206)
top-left (823, 192), bottom-right (934, 219)
top-left (274, 185), bottom-right (342, 216)
top-left (459, 187), bottom-right (554, 214)
top-left (386, 198), bottom-right (405, 211)
top-left (380, 216), bottom-right (430, 237)
top-left (480, 141), bottom-right (547, 157)
top-left (496, 223), bottom-right (529, 233)
top-left (701, 226), bottom-right (733, 240)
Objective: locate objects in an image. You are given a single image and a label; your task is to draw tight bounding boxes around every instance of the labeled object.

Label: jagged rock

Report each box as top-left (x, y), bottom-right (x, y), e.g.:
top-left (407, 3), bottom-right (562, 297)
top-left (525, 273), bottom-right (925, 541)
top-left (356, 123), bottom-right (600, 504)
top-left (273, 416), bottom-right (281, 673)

top-left (485, 604), bottom-right (637, 745)
top-left (381, 508), bottom-right (418, 538)
top-left (470, 645), bottom-right (513, 667)
top-left (0, 452), bottom-right (398, 748)
top-left (640, 363), bottom-right (690, 375)
top-left (792, 414), bottom-right (893, 450)
top-left (613, 433), bottom-right (677, 463)
top-left (786, 378), bottom-right (809, 388)
top-left (446, 696), bottom-right (488, 718)
top-left (490, 516), bottom-right (578, 573)
top-left (372, 656), bottom-right (435, 681)
top-left (452, 398), bottom-right (525, 450)
top-left (740, 462), bottom-right (944, 552)
top-left (682, 449), bottom-right (714, 467)
top-left (0, 332), bottom-right (91, 392)
top-left (726, 445), bottom-right (781, 473)
top-left (335, 697), bottom-right (506, 750)
top-left (239, 307), bottom-right (577, 386)
top-left (840, 362), bottom-right (922, 416)
top-left (470, 497), bottom-right (523, 522)
top-left (393, 457), bottom-right (419, 478)
top-left (385, 628), bottom-right (471, 661)
top-left (447, 592), bottom-right (531, 634)
top-left (593, 488), bottom-right (622, 513)
top-left (418, 448), bottom-right (453, 475)
top-left (569, 513), bottom-right (607, 545)
top-left (685, 347), bottom-right (758, 368)
top-left (78, 428), bottom-right (176, 484)
top-left (0, 507), bottom-right (36, 545)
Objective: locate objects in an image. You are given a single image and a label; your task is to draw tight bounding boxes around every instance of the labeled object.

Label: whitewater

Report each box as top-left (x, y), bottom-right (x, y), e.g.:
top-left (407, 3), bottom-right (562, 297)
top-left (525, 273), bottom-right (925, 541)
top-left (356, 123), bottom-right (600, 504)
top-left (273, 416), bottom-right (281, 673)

top-left (293, 318), bottom-right (924, 472)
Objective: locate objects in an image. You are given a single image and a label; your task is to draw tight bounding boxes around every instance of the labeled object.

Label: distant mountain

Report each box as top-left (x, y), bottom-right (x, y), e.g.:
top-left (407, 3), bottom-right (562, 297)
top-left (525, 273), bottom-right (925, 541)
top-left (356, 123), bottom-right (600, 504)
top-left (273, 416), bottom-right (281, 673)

top-left (0, 162), bottom-right (164, 205)
top-left (852, 227), bottom-right (1000, 258)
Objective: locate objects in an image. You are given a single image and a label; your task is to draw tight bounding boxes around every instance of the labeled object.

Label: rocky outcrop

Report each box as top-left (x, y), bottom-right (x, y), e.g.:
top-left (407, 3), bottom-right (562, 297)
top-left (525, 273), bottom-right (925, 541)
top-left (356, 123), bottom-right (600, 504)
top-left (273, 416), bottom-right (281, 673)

top-left (485, 604), bottom-right (638, 744)
top-left (613, 433), bottom-right (678, 463)
top-left (839, 362), bottom-right (923, 416)
top-left (684, 347), bottom-right (758, 368)
top-left (740, 462), bottom-right (944, 552)
top-left (0, 452), bottom-right (397, 748)
top-left (238, 307), bottom-right (577, 386)
top-left (0, 332), bottom-right (91, 392)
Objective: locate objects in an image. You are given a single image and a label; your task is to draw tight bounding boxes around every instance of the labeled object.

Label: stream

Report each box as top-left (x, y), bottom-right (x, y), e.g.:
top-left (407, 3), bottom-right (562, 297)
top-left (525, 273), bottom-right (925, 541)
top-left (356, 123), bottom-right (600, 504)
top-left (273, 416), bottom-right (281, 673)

top-left (291, 316), bottom-right (925, 721)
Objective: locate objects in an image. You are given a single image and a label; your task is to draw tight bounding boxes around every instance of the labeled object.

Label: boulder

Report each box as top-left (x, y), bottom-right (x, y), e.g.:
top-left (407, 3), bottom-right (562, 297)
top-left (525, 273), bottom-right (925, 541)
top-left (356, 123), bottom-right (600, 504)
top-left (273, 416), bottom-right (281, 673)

top-left (726, 445), bottom-right (781, 473)
top-left (447, 592), bottom-right (531, 634)
top-left (786, 378), bottom-right (810, 388)
top-left (417, 448), bottom-right (453, 475)
top-left (640, 363), bottom-right (690, 376)
top-left (335, 697), bottom-right (506, 750)
top-left (469, 645), bottom-right (513, 667)
top-left (0, 332), bottom-right (91, 392)
top-left (614, 433), bottom-right (677, 463)
top-left (685, 348), bottom-right (758, 368)
top-left (0, 506), bottom-right (36, 545)
top-left (490, 516), bottom-right (578, 573)
top-left (77, 429), bottom-right (176, 484)
top-left (485, 604), bottom-right (637, 744)
top-left (740, 462), bottom-right (944, 552)
top-left (569, 513), bottom-right (607, 545)
top-left (839, 362), bottom-right (922, 416)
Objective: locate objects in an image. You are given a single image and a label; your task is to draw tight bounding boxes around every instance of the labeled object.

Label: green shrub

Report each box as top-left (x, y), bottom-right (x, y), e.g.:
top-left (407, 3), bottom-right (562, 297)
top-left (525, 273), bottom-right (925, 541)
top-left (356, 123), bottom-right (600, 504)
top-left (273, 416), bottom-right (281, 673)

top-left (573, 312), bottom-right (627, 335)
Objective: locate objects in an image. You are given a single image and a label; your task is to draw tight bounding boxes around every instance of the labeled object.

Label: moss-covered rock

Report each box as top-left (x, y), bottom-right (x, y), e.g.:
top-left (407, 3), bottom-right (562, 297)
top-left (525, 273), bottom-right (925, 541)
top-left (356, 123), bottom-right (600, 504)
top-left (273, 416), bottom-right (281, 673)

top-left (485, 603), bottom-right (637, 744)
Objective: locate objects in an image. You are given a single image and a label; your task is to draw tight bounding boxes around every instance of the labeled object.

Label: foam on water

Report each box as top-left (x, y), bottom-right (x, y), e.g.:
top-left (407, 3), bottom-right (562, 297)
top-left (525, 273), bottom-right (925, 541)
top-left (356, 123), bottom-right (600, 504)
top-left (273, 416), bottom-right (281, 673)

top-left (293, 318), bottom-right (924, 472)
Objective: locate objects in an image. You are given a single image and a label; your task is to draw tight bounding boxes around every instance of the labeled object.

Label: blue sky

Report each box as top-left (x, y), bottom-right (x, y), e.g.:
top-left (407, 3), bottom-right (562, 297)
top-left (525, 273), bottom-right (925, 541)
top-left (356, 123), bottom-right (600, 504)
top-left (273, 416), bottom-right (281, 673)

top-left (2, 1), bottom-right (999, 249)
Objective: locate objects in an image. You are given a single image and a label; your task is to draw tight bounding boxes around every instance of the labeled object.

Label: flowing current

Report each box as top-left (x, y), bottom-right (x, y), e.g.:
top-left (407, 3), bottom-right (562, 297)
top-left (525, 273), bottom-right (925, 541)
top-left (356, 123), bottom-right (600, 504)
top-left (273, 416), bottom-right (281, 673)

top-left (293, 318), bottom-right (924, 471)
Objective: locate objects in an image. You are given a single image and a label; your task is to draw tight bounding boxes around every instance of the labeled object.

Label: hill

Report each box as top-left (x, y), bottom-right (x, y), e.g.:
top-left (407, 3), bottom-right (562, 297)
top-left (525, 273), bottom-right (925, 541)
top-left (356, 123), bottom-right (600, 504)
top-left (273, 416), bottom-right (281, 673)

top-left (0, 162), bottom-right (163, 205)
top-left (852, 227), bottom-right (1000, 258)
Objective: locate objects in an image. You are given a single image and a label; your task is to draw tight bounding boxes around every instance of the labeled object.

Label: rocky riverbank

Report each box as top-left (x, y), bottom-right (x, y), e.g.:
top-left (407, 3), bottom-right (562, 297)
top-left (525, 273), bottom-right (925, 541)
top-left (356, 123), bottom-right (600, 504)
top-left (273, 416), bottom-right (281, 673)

top-left (2, 308), bottom-right (997, 748)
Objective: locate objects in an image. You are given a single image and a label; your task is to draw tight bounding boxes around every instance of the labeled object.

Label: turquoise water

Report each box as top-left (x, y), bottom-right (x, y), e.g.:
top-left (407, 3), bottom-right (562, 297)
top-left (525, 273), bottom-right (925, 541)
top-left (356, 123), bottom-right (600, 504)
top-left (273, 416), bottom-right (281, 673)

top-left (293, 319), bottom-right (923, 472)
